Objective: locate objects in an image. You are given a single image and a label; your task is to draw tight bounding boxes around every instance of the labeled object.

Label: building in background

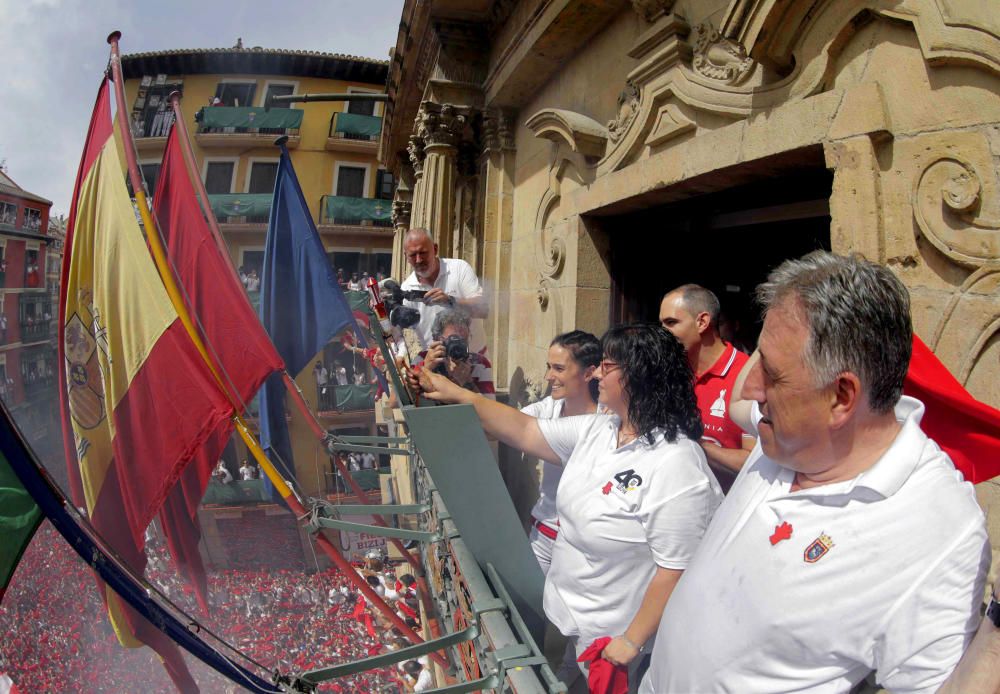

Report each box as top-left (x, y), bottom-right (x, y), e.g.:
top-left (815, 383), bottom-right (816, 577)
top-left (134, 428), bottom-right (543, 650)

top-left (0, 169), bottom-right (60, 470)
top-left (119, 44), bottom-right (392, 505)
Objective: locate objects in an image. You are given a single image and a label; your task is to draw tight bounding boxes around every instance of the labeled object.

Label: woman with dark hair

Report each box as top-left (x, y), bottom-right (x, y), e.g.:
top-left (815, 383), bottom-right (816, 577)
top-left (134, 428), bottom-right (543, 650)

top-left (521, 330), bottom-right (602, 574)
top-left (417, 323), bottom-right (722, 680)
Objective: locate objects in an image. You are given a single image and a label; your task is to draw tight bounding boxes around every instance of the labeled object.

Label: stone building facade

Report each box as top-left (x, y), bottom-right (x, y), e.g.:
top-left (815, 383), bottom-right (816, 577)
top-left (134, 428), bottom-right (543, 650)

top-left (380, 0), bottom-right (1000, 550)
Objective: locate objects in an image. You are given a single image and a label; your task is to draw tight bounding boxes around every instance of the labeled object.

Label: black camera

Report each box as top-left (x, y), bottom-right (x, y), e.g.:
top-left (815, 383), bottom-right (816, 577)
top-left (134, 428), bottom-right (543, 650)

top-left (432, 335), bottom-right (470, 376)
top-left (381, 280), bottom-right (423, 328)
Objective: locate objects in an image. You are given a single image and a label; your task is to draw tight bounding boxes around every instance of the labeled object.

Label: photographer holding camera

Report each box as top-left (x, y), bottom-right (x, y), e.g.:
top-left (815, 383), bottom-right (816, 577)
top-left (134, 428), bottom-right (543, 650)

top-left (401, 228), bottom-right (488, 354)
top-left (420, 309), bottom-right (495, 399)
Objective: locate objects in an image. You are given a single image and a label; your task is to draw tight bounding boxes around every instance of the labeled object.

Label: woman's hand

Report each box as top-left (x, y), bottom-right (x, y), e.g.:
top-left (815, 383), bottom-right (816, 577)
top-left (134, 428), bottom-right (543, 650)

top-left (415, 364), bottom-right (469, 404)
top-left (601, 635), bottom-right (640, 666)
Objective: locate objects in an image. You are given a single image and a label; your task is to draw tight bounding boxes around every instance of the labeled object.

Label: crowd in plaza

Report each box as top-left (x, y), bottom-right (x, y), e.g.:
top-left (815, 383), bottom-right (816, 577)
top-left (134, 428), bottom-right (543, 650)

top-left (0, 523), bottom-right (431, 693)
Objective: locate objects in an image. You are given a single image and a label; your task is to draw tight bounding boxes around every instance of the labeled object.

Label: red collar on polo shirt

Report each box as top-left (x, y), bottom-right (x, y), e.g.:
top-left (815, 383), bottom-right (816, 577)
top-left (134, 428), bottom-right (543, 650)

top-left (696, 342), bottom-right (738, 383)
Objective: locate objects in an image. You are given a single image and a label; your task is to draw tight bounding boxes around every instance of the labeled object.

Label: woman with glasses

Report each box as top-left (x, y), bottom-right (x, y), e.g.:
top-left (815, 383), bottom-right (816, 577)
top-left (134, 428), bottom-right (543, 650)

top-left (416, 324), bottom-right (722, 682)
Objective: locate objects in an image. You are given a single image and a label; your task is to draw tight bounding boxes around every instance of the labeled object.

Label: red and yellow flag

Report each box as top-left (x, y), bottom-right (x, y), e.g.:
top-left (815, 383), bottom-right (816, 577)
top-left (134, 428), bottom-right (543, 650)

top-left (58, 78), bottom-right (231, 687)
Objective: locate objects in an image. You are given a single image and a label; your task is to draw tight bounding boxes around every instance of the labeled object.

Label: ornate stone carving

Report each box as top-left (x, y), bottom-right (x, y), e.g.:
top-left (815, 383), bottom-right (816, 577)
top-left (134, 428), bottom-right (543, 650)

top-left (417, 101), bottom-right (467, 148)
top-left (913, 156), bottom-right (1000, 268)
top-left (391, 200), bottom-right (412, 229)
top-left (630, 0), bottom-right (676, 23)
top-left (525, 108), bottom-right (608, 160)
top-left (407, 135), bottom-right (425, 176)
top-left (482, 109), bottom-right (517, 154)
top-left (691, 23), bottom-right (755, 85)
top-left (606, 81), bottom-right (640, 144)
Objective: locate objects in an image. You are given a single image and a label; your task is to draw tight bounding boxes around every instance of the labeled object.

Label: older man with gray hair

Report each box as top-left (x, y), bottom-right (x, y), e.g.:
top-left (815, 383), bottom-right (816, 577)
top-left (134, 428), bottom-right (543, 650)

top-left (641, 250), bottom-right (990, 693)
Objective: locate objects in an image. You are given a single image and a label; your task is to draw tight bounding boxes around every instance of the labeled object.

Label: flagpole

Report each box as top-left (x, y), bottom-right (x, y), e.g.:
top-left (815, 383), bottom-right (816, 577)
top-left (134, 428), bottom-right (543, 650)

top-left (106, 32), bottom-right (447, 668)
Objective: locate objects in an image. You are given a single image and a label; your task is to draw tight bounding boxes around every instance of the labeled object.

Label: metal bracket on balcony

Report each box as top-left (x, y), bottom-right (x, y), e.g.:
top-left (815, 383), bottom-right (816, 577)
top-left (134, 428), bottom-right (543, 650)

top-left (315, 501), bottom-right (430, 516)
top-left (297, 624), bottom-right (478, 685)
top-left (326, 441), bottom-right (411, 456)
top-left (334, 435), bottom-right (410, 445)
top-left (306, 506), bottom-right (439, 543)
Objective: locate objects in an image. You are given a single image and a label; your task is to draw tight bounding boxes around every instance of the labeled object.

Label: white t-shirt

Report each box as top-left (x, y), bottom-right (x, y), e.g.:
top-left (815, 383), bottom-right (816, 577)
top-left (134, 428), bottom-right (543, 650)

top-left (641, 396), bottom-right (990, 694)
top-left (537, 413), bottom-right (723, 647)
top-left (401, 257), bottom-right (485, 352)
top-left (521, 396), bottom-right (565, 527)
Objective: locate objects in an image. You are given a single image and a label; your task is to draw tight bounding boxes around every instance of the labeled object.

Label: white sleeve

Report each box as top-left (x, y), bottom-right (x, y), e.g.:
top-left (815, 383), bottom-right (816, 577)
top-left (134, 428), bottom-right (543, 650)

top-left (638, 443), bottom-right (721, 570)
top-left (874, 518), bottom-right (990, 693)
top-left (453, 259), bottom-right (484, 299)
top-left (536, 414), bottom-right (601, 464)
top-left (520, 398), bottom-right (548, 418)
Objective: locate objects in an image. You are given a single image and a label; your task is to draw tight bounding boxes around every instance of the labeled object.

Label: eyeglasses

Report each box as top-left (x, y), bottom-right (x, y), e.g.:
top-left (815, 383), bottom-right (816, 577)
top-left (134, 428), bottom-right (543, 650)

top-left (598, 360), bottom-right (622, 376)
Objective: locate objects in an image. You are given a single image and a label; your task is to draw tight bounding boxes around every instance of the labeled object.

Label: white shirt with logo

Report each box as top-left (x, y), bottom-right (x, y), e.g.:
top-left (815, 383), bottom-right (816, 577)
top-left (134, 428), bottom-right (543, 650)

top-left (537, 413), bottom-right (723, 648)
top-left (641, 396), bottom-right (990, 694)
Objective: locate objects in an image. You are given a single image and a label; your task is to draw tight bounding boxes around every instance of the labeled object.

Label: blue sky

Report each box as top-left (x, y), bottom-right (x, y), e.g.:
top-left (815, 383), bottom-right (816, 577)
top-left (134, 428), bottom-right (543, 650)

top-left (0, 0), bottom-right (404, 217)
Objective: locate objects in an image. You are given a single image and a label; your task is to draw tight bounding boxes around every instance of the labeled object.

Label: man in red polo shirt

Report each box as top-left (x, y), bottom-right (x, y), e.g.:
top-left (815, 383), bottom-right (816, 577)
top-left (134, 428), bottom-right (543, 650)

top-left (660, 284), bottom-right (754, 487)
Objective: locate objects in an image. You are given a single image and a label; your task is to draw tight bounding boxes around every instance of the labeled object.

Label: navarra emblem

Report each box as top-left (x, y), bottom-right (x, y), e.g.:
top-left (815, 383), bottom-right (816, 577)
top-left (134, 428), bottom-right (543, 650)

top-left (803, 533), bottom-right (834, 563)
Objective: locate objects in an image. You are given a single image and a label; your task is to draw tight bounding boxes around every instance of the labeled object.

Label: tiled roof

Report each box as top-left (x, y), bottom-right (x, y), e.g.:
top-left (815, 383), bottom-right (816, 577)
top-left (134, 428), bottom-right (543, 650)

top-left (121, 46), bottom-right (389, 85)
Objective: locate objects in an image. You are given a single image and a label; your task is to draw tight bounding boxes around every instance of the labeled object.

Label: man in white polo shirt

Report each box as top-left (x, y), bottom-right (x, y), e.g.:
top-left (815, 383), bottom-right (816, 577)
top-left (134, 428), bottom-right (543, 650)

top-left (641, 251), bottom-right (990, 693)
top-left (400, 227), bottom-right (488, 354)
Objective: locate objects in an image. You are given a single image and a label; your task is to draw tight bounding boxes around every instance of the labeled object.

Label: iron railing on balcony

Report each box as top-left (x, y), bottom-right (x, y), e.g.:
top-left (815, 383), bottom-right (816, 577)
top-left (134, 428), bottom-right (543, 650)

top-left (328, 112), bottom-right (382, 141)
top-left (320, 195), bottom-right (392, 228)
top-left (20, 320), bottom-right (50, 342)
top-left (207, 193), bottom-right (272, 224)
top-left (195, 106), bottom-right (303, 137)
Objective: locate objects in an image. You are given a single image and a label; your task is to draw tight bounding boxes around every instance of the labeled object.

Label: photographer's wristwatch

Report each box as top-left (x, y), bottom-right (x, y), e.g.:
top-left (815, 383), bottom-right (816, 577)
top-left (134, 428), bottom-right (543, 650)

top-left (987, 590), bottom-right (1000, 628)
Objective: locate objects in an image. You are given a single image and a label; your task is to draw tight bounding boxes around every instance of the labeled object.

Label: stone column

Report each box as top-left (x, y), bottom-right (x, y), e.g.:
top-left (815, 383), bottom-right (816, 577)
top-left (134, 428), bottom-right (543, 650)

top-left (406, 135), bottom-right (425, 228)
top-left (390, 166), bottom-right (414, 280)
top-left (412, 102), bottom-right (467, 251)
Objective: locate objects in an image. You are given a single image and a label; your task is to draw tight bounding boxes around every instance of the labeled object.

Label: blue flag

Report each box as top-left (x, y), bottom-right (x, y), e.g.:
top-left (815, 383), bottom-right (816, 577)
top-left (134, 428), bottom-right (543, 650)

top-left (257, 144), bottom-right (375, 494)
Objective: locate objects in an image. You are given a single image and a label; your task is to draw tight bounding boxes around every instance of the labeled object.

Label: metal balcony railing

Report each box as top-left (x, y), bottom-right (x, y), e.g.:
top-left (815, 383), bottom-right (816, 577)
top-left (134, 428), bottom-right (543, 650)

top-left (195, 106), bottom-right (303, 137)
top-left (320, 195), bottom-right (392, 228)
top-left (328, 112), bottom-right (382, 141)
top-left (207, 193), bottom-right (272, 224)
top-left (20, 321), bottom-right (50, 342)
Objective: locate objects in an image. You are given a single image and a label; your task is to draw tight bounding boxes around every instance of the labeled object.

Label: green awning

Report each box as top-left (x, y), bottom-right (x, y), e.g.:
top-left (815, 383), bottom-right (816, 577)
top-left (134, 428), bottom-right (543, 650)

top-left (202, 479), bottom-right (267, 505)
top-left (323, 196), bottom-right (391, 224)
top-left (335, 383), bottom-right (377, 411)
top-left (208, 193), bottom-right (272, 219)
top-left (0, 450), bottom-right (43, 593)
top-left (345, 290), bottom-right (369, 313)
top-left (332, 113), bottom-right (382, 138)
top-left (197, 106), bottom-right (304, 130)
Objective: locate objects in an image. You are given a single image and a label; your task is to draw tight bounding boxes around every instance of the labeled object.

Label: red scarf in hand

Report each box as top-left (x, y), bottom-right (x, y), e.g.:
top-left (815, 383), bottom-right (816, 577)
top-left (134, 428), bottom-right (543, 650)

top-left (577, 637), bottom-right (629, 694)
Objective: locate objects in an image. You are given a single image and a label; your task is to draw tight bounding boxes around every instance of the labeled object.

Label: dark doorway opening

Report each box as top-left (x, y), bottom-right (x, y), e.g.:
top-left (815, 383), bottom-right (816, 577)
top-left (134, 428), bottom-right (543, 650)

top-left (608, 168), bottom-right (833, 351)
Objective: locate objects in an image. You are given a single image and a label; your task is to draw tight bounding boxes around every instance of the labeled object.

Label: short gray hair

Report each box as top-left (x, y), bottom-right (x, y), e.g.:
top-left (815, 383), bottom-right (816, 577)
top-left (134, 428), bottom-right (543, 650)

top-left (670, 284), bottom-right (721, 328)
top-left (431, 308), bottom-right (470, 340)
top-left (756, 251), bottom-right (911, 414)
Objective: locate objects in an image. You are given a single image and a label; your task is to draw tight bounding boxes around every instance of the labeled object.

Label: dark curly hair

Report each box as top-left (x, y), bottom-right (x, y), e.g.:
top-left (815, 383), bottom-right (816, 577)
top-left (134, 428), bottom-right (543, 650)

top-left (601, 323), bottom-right (702, 445)
top-left (550, 330), bottom-right (601, 403)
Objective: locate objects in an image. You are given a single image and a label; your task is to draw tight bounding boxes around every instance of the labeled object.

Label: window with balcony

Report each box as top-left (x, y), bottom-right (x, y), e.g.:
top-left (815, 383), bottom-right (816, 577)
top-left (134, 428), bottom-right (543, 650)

top-left (23, 208), bottom-right (41, 233)
top-left (264, 84), bottom-right (294, 106)
top-left (130, 75), bottom-right (182, 138)
top-left (248, 162), bottom-right (278, 195)
top-left (24, 250), bottom-right (40, 289)
top-left (215, 82), bottom-right (257, 108)
top-left (335, 167), bottom-right (366, 199)
top-left (205, 162), bottom-right (235, 195)
top-left (140, 164), bottom-right (161, 197)
top-left (376, 170), bottom-right (395, 201)
top-left (0, 202), bottom-right (15, 227)
top-left (19, 295), bottom-right (50, 342)
top-left (347, 95), bottom-right (376, 117)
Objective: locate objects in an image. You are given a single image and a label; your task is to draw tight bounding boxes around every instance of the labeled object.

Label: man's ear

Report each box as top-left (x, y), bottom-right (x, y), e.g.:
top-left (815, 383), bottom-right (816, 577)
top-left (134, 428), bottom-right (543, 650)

top-left (829, 372), bottom-right (862, 429)
top-left (695, 311), bottom-right (712, 335)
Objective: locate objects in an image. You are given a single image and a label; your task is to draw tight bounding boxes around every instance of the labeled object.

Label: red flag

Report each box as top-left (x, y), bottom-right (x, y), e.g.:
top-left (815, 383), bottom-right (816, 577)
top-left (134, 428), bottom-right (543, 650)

top-left (905, 334), bottom-right (1000, 483)
top-left (151, 124), bottom-right (285, 610)
top-left (59, 77), bottom-right (230, 693)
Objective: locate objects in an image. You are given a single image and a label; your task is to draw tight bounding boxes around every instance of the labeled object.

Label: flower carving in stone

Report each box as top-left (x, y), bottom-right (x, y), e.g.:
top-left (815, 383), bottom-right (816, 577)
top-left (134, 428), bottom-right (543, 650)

top-left (418, 102), bottom-right (467, 148)
top-left (692, 23), bottom-right (754, 85)
top-left (607, 81), bottom-right (640, 144)
top-left (407, 136), bottom-right (426, 176)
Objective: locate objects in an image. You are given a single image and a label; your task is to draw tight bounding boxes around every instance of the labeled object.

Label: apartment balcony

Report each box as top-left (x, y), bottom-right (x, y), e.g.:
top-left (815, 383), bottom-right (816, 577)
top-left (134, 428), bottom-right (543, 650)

top-left (20, 320), bottom-right (50, 343)
top-left (325, 112), bottom-right (381, 154)
top-left (194, 107), bottom-right (302, 149)
top-left (320, 195), bottom-right (392, 228)
top-left (208, 193), bottom-right (272, 225)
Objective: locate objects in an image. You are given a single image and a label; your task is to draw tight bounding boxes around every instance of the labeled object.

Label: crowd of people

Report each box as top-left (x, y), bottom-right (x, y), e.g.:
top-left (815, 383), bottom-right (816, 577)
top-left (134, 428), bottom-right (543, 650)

top-left (0, 523), bottom-right (433, 692)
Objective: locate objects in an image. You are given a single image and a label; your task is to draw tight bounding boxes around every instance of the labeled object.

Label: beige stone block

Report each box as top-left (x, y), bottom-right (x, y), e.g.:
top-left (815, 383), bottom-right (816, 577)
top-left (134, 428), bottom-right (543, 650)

top-left (573, 287), bottom-right (612, 337)
top-left (827, 82), bottom-right (890, 141)
top-left (738, 91), bottom-right (842, 164)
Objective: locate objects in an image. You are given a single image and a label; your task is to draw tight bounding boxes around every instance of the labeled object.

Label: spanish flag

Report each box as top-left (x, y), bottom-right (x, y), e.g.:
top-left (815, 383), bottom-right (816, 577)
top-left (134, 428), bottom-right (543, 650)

top-left (58, 78), bottom-right (231, 690)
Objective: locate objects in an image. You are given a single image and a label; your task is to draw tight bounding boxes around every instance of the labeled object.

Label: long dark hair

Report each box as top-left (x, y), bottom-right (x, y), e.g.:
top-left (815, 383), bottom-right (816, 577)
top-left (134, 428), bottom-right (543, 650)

top-left (550, 330), bottom-right (601, 403)
top-left (601, 324), bottom-right (702, 445)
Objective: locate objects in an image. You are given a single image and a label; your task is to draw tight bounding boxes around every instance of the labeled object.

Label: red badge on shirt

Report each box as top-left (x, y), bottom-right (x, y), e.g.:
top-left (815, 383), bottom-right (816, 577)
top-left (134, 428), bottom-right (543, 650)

top-left (601, 482), bottom-right (612, 495)
top-left (770, 521), bottom-right (793, 545)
